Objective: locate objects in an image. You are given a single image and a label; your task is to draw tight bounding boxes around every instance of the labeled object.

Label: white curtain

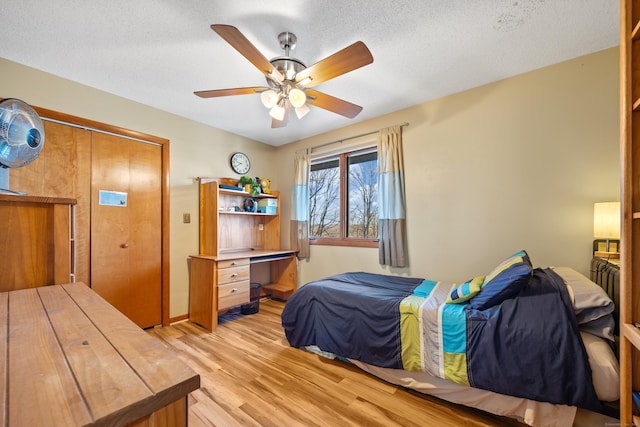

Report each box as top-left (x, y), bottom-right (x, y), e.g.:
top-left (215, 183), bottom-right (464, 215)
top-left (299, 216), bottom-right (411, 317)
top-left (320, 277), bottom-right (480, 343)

top-left (290, 151), bottom-right (310, 259)
top-left (377, 125), bottom-right (407, 267)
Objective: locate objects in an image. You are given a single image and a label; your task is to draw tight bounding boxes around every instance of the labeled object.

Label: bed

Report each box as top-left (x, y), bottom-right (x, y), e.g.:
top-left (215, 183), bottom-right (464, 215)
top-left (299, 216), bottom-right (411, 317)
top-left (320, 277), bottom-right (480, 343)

top-left (281, 250), bottom-right (619, 427)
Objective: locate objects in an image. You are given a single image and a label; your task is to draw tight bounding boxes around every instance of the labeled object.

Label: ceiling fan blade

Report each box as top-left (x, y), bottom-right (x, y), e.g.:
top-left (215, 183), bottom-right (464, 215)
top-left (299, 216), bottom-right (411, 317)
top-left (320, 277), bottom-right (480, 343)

top-left (211, 25), bottom-right (284, 83)
top-left (194, 87), bottom-right (268, 98)
top-left (271, 117), bottom-right (286, 128)
top-left (272, 102), bottom-right (291, 128)
top-left (305, 89), bottom-right (363, 119)
top-left (295, 41), bottom-right (373, 88)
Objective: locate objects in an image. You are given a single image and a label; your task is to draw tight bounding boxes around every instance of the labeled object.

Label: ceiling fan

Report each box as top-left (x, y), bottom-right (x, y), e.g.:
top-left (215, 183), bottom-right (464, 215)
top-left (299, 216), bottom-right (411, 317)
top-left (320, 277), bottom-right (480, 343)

top-left (194, 25), bottom-right (374, 128)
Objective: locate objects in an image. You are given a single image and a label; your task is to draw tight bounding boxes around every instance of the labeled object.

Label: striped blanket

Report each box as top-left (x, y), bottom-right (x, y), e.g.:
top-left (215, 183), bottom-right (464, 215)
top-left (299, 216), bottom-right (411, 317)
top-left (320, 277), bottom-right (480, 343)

top-left (281, 269), bottom-right (601, 411)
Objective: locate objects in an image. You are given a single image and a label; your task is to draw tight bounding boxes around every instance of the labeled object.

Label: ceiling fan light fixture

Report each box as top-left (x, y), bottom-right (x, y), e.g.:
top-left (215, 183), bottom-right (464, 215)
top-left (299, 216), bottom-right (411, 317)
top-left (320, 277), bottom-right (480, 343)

top-left (295, 104), bottom-right (310, 119)
top-left (196, 25), bottom-right (373, 128)
top-left (260, 89), bottom-right (279, 108)
top-left (288, 88), bottom-right (306, 108)
top-left (269, 101), bottom-right (286, 121)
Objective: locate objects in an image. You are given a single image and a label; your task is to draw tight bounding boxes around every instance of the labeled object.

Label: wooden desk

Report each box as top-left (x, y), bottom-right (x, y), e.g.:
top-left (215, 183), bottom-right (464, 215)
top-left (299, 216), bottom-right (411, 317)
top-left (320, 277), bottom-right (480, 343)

top-left (1, 283), bottom-right (200, 426)
top-left (189, 249), bottom-right (297, 332)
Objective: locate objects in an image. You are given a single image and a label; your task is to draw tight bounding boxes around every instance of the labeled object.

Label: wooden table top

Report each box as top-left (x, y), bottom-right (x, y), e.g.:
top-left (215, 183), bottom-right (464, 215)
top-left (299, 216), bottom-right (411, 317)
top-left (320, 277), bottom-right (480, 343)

top-left (1, 283), bottom-right (200, 426)
top-left (190, 249), bottom-right (297, 262)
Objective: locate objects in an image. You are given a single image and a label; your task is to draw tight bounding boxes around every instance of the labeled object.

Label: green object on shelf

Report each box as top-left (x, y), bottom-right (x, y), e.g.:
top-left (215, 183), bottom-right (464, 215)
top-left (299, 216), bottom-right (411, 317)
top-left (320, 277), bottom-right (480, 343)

top-left (249, 183), bottom-right (261, 197)
top-left (238, 175), bottom-right (254, 186)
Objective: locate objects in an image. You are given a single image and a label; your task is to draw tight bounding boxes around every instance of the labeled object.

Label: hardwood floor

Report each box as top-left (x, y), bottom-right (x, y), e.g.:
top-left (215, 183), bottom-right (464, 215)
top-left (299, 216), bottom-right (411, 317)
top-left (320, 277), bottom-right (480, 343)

top-left (148, 299), bottom-right (617, 427)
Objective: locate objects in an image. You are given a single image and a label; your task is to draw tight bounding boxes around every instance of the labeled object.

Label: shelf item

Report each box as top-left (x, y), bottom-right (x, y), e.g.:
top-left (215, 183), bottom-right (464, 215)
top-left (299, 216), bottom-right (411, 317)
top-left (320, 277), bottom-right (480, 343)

top-left (258, 197), bottom-right (278, 214)
top-left (620, 0), bottom-right (640, 423)
top-left (219, 188), bottom-right (277, 198)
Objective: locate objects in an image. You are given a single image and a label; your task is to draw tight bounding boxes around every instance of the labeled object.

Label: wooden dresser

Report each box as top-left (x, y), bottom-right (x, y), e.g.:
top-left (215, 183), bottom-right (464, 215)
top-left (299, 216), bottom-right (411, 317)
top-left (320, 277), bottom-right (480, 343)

top-left (0, 193), bottom-right (75, 290)
top-left (2, 282), bottom-right (200, 426)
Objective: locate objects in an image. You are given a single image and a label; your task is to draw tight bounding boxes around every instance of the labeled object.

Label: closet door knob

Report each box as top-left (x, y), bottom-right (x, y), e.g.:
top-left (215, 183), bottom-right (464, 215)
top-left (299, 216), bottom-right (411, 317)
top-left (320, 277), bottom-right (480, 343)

top-left (121, 243), bottom-right (129, 249)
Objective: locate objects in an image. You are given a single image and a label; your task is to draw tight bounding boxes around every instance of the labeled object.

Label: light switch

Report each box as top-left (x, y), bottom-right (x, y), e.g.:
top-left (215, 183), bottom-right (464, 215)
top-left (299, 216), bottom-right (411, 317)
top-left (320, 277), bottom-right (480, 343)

top-left (183, 213), bottom-right (191, 224)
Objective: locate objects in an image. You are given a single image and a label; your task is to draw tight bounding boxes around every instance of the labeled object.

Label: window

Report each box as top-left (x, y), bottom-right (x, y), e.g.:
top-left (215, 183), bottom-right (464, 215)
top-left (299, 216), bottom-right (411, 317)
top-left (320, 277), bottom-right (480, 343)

top-left (309, 147), bottom-right (378, 247)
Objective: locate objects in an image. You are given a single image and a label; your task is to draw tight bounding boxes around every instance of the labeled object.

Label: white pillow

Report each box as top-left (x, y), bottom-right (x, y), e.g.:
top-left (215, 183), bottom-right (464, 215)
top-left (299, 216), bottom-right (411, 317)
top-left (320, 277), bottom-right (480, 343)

top-left (580, 331), bottom-right (620, 402)
top-left (552, 266), bottom-right (614, 326)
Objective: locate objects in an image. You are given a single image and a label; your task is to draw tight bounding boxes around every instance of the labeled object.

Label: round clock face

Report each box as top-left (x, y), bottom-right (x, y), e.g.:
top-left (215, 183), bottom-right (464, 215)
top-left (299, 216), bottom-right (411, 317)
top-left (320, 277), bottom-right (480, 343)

top-left (230, 152), bottom-right (250, 174)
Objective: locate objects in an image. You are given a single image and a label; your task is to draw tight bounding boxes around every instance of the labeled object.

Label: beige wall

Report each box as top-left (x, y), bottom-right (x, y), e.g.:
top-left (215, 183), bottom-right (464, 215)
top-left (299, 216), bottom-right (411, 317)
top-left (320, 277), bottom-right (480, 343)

top-left (0, 57), bottom-right (277, 318)
top-left (0, 46), bottom-right (619, 318)
top-left (276, 47), bottom-right (620, 286)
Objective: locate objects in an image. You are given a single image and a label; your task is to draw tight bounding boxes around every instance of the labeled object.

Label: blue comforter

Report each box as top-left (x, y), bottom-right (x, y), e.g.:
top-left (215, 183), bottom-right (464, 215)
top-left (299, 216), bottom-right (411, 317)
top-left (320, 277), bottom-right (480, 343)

top-left (281, 268), bottom-right (601, 412)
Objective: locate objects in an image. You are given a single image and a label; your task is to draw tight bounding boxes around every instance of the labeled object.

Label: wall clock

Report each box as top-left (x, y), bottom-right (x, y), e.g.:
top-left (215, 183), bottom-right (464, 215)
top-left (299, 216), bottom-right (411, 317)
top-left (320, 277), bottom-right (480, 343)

top-left (230, 152), bottom-right (250, 174)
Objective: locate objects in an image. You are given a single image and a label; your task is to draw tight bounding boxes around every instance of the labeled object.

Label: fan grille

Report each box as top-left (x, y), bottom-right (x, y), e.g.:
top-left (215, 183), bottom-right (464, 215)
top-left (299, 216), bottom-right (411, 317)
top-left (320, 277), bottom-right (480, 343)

top-left (0, 98), bottom-right (45, 169)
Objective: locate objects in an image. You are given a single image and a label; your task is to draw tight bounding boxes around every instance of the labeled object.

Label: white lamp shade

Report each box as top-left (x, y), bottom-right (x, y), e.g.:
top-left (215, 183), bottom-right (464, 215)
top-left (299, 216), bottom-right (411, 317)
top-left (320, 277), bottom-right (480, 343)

top-left (593, 202), bottom-right (621, 239)
top-left (269, 102), bottom-right (286, 121)
top-left (294, 104), bottom-right (310, 119)
top-left (260, 90), bottom-right (279, 108)
top-left (288, 88), bottom-right (306, 108)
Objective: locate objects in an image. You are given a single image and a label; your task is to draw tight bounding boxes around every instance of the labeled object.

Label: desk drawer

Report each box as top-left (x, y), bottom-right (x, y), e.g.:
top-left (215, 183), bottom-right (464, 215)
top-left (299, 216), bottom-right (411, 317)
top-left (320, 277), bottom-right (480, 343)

top-left (218, 280), bottom-right (250, 310)
top-left (217, 265), bottom-right (249, 284)
top-left (218, 258), bottom-right (249, 269)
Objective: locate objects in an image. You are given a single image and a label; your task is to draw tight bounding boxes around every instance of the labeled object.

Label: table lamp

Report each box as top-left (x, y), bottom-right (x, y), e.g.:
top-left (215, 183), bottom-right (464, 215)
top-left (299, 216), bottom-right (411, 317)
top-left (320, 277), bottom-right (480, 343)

top-left (593, 201), bottom-right (620, 257)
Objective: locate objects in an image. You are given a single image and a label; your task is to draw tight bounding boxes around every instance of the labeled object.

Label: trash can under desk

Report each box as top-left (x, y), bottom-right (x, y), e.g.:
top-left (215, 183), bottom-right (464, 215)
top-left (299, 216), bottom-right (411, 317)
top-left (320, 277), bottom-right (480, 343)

top-left (241, 283), bottom-right (261, 314)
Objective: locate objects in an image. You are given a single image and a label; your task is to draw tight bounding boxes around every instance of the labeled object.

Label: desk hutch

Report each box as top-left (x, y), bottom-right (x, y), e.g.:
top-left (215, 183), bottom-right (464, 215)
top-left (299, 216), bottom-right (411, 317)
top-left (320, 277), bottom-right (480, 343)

top-left (189, 178), bottom-right (297, 332)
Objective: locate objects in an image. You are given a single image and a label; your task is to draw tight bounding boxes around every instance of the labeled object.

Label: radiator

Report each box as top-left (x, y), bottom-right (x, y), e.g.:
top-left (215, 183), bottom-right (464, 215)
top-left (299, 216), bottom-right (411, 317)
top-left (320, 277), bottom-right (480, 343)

top-left (590, 256), bottom-right (620, 338)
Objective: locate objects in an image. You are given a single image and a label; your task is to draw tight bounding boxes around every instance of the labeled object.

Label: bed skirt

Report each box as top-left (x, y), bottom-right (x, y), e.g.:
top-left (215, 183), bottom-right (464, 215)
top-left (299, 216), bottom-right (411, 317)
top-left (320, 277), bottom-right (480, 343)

top-left (350, 359), bottom-right (577, 427)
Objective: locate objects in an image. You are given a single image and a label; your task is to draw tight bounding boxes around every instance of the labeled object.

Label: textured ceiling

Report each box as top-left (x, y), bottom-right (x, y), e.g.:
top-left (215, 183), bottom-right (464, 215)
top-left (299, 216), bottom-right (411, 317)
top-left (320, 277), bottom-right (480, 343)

top-left (0, 1), bottom-right (620, 146)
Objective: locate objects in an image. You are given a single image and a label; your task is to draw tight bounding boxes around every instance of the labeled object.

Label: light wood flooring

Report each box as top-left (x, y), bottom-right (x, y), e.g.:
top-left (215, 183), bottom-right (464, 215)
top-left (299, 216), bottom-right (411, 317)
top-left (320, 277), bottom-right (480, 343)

top-left (148, 299), bottom-right (619, 427)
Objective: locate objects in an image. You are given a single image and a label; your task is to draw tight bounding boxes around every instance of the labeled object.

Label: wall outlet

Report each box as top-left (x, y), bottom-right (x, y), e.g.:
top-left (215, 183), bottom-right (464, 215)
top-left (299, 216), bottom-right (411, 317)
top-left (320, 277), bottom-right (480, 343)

top-left (258, 223), bottom-right (264, 231)
top-left (183, 213), bottom-right (191, 224)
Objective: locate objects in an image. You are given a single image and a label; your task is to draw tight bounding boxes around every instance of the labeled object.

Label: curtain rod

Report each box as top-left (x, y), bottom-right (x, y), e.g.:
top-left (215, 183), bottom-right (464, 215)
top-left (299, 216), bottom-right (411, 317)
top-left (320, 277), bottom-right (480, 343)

top-left (309, 122), bottom-right (409, 152)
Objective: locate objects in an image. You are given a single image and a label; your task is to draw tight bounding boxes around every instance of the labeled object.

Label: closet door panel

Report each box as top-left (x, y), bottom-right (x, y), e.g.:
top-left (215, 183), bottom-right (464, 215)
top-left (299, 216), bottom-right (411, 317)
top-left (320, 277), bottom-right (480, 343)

top-left (129, 140), bottom-right (162, 327)
top-left (91, 134), bottom-right (131, 314)
top-left (91, 132), bottom-right (161, 328)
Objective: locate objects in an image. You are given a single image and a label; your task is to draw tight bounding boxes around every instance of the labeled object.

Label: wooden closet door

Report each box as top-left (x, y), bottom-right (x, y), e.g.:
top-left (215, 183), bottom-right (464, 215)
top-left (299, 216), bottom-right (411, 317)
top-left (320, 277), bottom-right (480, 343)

top-left (91, 132), bottom-right (162, 328)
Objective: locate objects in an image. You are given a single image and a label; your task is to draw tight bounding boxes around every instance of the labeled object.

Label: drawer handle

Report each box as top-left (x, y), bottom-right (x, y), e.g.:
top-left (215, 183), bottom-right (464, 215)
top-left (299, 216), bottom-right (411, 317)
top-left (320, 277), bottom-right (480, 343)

top-left (231, 262), bottom-right (237, 265)
top-left (232, 288), bottom-right (238, 293)
top-left (231, 273), bottom-right (239, 278)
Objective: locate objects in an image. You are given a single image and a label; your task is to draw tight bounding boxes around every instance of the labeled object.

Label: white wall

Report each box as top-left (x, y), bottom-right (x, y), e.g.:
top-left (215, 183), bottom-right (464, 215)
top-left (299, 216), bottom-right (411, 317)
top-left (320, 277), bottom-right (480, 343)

top-left (0, 46), bottom-right (620, 318)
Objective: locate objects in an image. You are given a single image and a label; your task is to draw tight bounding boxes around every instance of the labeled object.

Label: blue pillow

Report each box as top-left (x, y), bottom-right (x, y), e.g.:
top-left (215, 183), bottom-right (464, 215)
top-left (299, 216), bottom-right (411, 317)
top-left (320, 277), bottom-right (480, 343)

top-left (467, 250), bottom-right (532, 310)
top-left (446, 276), bottom-right (485, 304)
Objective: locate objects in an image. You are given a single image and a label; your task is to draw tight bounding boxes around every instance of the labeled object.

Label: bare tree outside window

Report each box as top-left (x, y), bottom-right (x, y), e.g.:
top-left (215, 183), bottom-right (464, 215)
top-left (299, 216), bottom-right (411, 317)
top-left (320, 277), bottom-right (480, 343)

top-left (310, 148), bottom-right (379, 247)
top-left (309, 157), bottom-right (340, 237)
top-left (348, 151), bottom-right (378, 239)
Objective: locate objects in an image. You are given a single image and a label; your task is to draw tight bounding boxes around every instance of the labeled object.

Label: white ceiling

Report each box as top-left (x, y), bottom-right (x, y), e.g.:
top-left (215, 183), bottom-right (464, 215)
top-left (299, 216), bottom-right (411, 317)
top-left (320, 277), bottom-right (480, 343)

top-left (0, 1), bottom-right (619, 147)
